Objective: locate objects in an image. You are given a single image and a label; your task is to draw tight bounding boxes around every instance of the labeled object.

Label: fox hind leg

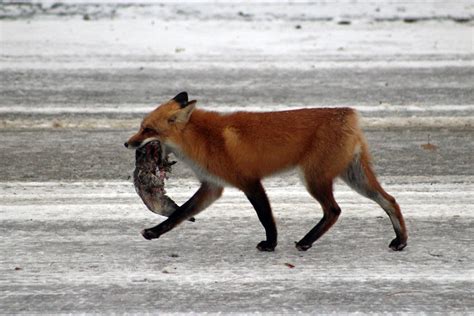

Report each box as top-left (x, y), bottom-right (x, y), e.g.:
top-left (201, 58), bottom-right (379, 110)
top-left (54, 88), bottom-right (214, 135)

top-left (296, 176), bottom-right (341, 251)
top-left (340, 152), bottom-right (408, 251)
top-left (243, 181), bottom-right (278, 251)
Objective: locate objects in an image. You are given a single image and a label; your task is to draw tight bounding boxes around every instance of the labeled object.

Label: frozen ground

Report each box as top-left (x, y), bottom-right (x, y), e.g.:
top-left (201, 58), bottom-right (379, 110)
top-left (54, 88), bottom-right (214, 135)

top-left (1, 178), bottom-right (473, 314)
top-left (1, 1), bottom-right (473, 314)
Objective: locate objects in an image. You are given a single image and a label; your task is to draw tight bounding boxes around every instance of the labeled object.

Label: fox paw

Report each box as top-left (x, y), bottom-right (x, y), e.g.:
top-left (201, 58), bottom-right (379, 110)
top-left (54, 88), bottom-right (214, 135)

top-left (389, 238), bottom-right (407, 251)
top-left (295, 242), bottom-right (312, 251)
top-left (256, 240), bottom-right (276, 252)
top-left (141, 229), bottom-right (160, 240)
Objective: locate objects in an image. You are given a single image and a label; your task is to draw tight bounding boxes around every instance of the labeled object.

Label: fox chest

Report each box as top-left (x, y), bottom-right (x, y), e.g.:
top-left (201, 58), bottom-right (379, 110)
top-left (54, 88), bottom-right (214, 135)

top-left (164, 142), bottom-right (229, 187)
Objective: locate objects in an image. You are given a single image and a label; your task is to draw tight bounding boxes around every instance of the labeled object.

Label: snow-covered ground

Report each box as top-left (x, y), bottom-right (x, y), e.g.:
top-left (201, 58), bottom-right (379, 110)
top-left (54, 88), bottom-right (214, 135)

top-left (2, 13), bottom-right (472, 67)
top-left (1, 178), bottom-right (473, 313)
top-left (2, 178), bottom-right (473, 220)
top-left (0, 1), bottom-right (473, 314)
top-left (2, 0), bottom-right (472, 21)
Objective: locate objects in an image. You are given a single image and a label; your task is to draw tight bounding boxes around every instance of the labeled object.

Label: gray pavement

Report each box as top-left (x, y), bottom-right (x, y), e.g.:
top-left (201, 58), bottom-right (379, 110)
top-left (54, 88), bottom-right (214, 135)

top-left (1, 66), bottom-right (473, 111)
top-left (0, 128), bottom-right (472, 182)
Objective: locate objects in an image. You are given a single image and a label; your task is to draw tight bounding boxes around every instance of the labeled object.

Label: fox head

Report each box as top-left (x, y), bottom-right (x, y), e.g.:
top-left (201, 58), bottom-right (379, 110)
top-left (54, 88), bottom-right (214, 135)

top-left (124, 92), bottom-right (196, 149)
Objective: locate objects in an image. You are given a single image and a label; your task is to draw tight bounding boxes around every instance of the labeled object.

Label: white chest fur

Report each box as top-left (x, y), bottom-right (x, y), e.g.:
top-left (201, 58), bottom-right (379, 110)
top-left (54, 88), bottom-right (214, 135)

top-left (164, 141), bottom-right (229, 187)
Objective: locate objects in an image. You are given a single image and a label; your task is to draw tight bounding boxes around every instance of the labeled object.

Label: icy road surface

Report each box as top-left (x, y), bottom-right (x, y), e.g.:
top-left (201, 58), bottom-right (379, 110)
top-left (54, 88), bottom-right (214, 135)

top-left (1, 0), bottom-right (473, 314)
top-left (1, 178), bottom-right (473, 314)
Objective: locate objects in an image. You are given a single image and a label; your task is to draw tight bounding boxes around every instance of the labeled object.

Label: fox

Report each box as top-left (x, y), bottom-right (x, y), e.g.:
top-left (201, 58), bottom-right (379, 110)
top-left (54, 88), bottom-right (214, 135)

top-left (125, 92), bottom-right (407, 252)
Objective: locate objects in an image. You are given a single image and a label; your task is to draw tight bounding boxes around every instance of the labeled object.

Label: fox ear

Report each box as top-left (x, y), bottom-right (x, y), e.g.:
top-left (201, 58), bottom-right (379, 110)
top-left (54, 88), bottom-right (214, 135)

top-left (173, 91), bottom-right (188, 108)
top-left (169, 101), bottom-right (196, 124)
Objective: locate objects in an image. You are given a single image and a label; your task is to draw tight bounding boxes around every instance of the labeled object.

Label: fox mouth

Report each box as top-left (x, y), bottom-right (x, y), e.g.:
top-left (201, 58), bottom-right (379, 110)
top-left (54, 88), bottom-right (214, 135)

top-left (138, 137), bottom-right (161, 149)
top-left (125, 137), bottom-right (160, 150)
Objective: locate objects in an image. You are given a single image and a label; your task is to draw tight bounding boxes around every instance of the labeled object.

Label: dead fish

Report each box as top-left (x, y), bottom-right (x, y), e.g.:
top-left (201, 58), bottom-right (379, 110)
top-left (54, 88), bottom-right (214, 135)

top-left (133, 140), bottom-right (195, 222)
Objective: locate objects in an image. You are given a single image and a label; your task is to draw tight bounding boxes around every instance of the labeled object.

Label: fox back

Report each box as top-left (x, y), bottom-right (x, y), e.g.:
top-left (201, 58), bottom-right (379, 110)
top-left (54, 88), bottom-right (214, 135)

top-left (126, 95), bottom-right (364, 189)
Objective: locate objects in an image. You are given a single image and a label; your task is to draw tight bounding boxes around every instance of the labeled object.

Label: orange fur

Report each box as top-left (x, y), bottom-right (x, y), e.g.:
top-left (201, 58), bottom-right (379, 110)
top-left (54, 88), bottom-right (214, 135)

top-left (128, 101), bottom-right (364, 189)
top-left (126, 93), bottom-right (407, 251)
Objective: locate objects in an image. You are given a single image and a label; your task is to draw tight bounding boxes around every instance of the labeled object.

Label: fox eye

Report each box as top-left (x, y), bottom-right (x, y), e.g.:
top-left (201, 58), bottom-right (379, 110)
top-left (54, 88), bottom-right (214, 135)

top-left (143, 127), bottom-right (154, 133)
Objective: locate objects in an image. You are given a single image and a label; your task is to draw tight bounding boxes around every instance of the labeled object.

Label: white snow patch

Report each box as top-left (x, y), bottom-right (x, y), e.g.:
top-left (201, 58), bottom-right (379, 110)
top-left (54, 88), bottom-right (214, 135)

top-left (1, 19), bottom-right (471, 64)
top-left (1, 177), bottom-right (473, 220)
top-left (1, 104), bottom-right (473, 115)
top-left (2, 59), bottom-right (473, 70)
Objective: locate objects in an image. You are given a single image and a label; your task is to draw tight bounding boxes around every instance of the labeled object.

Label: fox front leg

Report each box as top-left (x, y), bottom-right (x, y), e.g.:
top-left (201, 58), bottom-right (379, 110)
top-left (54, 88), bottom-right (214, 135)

top-left (141, 182), bottom-right (223, 240)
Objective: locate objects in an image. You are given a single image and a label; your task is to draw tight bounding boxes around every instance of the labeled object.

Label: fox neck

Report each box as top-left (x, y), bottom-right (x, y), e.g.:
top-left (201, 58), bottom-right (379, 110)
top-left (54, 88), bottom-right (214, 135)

top-left (164, 110), bottom-right (228, 186)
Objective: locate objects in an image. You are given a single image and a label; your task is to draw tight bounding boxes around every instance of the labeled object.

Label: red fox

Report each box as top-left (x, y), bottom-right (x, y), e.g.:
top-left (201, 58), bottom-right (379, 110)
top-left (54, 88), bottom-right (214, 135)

top-left (125, 92), bottom-right (407, 252)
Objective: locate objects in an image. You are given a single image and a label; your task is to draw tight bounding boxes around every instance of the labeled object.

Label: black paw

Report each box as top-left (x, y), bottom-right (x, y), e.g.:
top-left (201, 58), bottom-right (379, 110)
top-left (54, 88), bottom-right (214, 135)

top-left (141, 229), bottom-right (160, 240)
top-left (256, 240), bottom-right (276, 252)
top-left (389, 238), bottom-right (407, 251)
top-left (295, 242), bottom-right (312, 251)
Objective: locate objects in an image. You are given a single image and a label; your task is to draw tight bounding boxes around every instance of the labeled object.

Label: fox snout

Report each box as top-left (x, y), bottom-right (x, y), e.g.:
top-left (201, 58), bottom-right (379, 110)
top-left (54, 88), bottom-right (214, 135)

top-left (124, 139), bottom-right (141, 149)
top-left (124, 131), bottom-right (146, 149)
top-left (124, 135), bottom-right (141, 149)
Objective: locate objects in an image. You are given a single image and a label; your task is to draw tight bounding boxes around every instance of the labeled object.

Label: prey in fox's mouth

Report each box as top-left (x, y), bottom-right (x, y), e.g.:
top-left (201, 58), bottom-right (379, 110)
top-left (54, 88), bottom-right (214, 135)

top-left (133, 140), bottom-right (195, 222)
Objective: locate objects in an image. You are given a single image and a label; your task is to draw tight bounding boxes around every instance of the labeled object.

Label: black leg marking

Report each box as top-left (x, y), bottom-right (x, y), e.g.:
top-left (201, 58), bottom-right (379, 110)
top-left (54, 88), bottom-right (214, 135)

top-left (295, 206), bottom-right (341, 251)
top-left (295, 178), bottom-right (341, 251)
top-left (244, 181), bottom-right (277, 251)
top-left (141, 182), bottom-right (223, 240)
top-left (389, 237), bottom-right (407, 251)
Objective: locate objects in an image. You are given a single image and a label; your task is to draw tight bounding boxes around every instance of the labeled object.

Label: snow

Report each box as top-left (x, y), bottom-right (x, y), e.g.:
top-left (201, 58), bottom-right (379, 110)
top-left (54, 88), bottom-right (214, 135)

top-left (1, 177), bottom-right (473, 313)
top-left (2, 0), bottom-right (472, 22)
top-left (1, 177), bottom-right (473, 220)
top-left (1, 20), bottom-right (472, 62)
top-left (1, 104), bottom-right (474, 115)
